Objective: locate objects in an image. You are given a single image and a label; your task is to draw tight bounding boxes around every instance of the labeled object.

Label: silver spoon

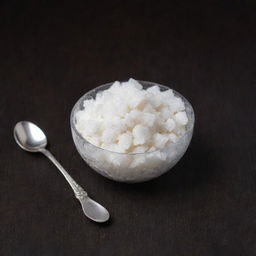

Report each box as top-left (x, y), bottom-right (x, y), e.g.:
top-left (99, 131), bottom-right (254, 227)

top-left (14, 121), bottom-right (110, 223)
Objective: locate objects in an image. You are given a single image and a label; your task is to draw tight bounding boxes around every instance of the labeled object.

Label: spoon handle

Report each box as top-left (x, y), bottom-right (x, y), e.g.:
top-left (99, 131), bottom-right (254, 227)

top-left (40, 148), bottom-right (88, 200)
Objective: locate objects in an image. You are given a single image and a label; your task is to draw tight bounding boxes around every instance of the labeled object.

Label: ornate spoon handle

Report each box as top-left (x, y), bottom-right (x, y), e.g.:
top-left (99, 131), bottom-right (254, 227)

top-left (40, 148), bottom-right (88, 200)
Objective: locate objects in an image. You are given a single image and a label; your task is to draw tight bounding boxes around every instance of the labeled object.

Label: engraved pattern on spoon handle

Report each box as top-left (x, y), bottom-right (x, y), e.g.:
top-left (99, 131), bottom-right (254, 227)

top-left (40, 148), bottom-right (88, 199)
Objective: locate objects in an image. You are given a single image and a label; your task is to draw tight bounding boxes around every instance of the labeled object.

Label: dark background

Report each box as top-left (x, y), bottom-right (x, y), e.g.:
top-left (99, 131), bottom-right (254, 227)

top-left (1, 0), bottom-right (256, 255)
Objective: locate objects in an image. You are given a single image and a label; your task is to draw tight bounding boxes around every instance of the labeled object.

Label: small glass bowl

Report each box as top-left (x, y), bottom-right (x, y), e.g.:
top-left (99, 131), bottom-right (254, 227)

top-left (70, 81), bottom-right (195, 183)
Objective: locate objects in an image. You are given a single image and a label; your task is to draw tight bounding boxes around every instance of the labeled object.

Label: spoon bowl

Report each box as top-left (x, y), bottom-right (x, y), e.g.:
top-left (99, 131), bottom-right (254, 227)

top-left (14, 121), bottom-right (47, 152)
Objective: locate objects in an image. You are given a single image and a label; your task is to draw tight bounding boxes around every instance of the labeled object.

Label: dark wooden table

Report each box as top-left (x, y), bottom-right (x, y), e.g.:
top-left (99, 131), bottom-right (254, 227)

top-left (1, 1), bottom-right (256, 255)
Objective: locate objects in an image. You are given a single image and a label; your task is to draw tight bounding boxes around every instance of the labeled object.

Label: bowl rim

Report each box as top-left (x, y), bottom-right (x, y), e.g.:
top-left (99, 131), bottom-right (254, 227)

top-left (70, 80), bottom-right (195, 156)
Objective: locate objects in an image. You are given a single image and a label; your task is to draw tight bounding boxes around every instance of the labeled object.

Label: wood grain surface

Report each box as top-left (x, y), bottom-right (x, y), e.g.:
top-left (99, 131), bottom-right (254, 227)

top-left (1, 1), bottom-right (256, 255)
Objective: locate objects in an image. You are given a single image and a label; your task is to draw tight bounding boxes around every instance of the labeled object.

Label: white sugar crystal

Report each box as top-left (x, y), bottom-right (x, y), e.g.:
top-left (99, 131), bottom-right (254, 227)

top-left (77, 119), bottom-right (100, 136)
top-left (143, 103), bottom-right (155, 113)
top-left (141, 112), bottom-right (155, 127)
top-left (101, 143), bottom-right (123, 153)
top-left (153, 133), bottom-right (169, 148)
top-left (109, 81), bottom-right (121, 92)
top-left (102, 127), bottom-right (120, 144)
top-left (114, 101), bottom-right (129, 117)
top-left (164, 118), bottom-right (176, 132)
top-left (148, 146), bottom-right (156, 152)
top-left (169, 97), bottom-right (185, 113)
top-left (155, 151), bottom-right (167, 161)
top-left (106, 116), bottom-right (126, 131)
top-left (168, 133), bottom-right (178, 143)
top-left (160, 106), bottom-right (171, 120)
top-left (109, 144), bottom-right (124, 153)
top-left (101, 143), bottom-right (108, 150)
top-left (150, 95), bottom-right (162, 108)
top-left (130, 155), bottom-right (146, 168)
top-left (146, 85), bottom-right (161, 95)
top-left (129, 109), bottom-right (141, 121)
top-left (127, 90), bottom-right (146, 109)
top-left (83, 98), bottom-right (94, 109)
top-left (86, 136), bottom-right (101, 147)
top-left (108, 153), bottom-right (132, 167)
top-left (133, 145), bottom-right (149, 153)
top-left (118, 132), bottom-right (133, 151)
top-left (132, 124), bottom-right (150, 145)
top-left (124, 113), bottom-right (135, 128)
top-left (128, 78), bottom-right (143, 90)
top-left (174, 126), bottom-right (186, 136)
top-left (174, 111), bottom-right (188, 125)
top-left (161, 89), bottom-right (174, 100)
top-left (75, 110), bottom-right (87, 122)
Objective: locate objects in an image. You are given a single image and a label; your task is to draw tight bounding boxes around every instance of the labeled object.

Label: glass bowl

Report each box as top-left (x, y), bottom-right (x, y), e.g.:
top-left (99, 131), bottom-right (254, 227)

top-left (70, 81), bottom-right (195, 183)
